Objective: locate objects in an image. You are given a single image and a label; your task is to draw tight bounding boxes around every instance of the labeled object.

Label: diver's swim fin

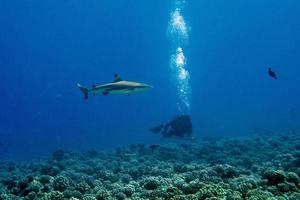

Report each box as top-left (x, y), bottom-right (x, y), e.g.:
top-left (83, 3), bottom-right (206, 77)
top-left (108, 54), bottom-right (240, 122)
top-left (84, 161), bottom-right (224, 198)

top-left (149, 124), bottom-right (164, 134)
top-left (77, 83), bottom-right (89, 99)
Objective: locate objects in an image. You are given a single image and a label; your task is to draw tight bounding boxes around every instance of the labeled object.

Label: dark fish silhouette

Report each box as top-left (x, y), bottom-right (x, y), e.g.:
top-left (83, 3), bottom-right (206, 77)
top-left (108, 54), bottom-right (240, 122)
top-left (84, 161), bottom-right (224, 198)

top-left (149, 144), bottom-right (160, 150)
top-left (268, 68), bottom-right (277, 79)
top-left (149, 114), bottom-right (192, 138)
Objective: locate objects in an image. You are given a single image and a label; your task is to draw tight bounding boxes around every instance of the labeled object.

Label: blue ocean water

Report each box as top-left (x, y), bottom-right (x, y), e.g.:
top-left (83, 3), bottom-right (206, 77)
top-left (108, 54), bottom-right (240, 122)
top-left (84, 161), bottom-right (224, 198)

top-left (0, 0), bottom-right (299, 160)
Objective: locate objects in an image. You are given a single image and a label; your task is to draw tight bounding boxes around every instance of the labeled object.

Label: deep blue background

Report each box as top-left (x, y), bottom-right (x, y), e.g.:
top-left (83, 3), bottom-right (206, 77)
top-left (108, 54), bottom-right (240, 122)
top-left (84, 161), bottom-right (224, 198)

top-left (0, 0), bottom-right (299, 160)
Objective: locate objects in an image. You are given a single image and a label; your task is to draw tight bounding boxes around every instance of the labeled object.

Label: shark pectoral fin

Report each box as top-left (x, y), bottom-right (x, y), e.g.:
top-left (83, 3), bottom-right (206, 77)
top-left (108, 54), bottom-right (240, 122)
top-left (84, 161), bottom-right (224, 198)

top-left (124, 89), bottom-right (133, 95)
top-left (102, 90), bottom-right (109, 95)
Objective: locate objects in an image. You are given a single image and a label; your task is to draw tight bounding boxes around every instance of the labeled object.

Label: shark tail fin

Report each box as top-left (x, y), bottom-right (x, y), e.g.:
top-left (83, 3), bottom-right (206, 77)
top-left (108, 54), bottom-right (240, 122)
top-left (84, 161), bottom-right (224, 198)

top-left (77, 83), bottom-right (89, 99)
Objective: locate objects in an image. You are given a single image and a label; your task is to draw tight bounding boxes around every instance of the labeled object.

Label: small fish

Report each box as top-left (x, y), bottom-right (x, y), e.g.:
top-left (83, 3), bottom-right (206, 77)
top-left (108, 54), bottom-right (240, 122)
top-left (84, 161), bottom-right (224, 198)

top-left (149, 144), bottom-right (160, 150)
top-left (190, 136), bottom-right (198, 142)
top-left (268, 68), bottom-right (277, 79)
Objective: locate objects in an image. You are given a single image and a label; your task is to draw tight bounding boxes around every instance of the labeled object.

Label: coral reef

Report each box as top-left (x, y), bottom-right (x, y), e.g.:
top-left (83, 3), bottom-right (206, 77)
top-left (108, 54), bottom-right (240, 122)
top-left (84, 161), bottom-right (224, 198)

top-left (0, 134), bottom-right (300, 199)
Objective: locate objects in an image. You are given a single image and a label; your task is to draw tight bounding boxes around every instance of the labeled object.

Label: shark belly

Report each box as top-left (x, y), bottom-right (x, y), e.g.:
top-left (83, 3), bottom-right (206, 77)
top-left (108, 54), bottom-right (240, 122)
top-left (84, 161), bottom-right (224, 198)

top-left (108, 89), bottom-right (132, 94)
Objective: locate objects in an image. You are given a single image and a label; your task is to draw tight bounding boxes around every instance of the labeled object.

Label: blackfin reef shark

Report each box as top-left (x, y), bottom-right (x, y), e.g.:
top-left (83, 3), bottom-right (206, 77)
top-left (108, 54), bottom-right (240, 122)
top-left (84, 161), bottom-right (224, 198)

top-left (77, 74), bottom-right (152, 99)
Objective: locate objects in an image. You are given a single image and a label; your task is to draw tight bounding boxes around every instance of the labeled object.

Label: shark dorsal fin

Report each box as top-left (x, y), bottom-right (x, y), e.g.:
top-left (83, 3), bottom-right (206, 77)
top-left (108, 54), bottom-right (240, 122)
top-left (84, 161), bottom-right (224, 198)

top-left (113, 74), bottom-right (122, 82)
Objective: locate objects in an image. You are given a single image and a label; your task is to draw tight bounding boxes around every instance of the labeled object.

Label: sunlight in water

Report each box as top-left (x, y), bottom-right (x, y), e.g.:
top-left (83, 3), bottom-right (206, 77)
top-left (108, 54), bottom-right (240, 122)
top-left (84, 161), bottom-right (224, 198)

top-left (168, 1), bottom-right (191, 114)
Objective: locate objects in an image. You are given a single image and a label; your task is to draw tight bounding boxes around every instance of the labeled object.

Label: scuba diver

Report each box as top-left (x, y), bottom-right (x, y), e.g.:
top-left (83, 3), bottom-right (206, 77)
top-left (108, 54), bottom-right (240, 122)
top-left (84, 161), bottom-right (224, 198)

top-left (149, 114), bottom-right (193, 138)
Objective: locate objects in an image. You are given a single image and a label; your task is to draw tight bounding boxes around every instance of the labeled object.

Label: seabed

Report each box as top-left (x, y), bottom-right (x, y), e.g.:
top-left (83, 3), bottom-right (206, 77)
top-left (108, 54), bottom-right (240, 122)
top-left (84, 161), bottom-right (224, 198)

top-left (1, 134), bottom-right (300, 200)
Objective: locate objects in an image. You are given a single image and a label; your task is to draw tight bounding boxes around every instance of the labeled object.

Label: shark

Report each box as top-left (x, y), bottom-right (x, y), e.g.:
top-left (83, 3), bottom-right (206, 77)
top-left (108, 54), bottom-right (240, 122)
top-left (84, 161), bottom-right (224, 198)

top-left (77, 74), bottom-right (152, 99)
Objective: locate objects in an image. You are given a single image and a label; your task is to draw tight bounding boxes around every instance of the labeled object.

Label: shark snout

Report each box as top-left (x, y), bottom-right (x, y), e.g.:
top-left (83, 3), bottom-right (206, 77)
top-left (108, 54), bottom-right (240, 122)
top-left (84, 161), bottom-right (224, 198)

top-left (142, 84), bottom-right (153, 90)
top-left (134, 83), bottom-right (152, 93)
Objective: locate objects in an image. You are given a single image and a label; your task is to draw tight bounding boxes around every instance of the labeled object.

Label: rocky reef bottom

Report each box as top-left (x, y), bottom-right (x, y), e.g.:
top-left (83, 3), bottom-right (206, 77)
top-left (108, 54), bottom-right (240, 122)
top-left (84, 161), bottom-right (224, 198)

top-left (1, 134), bottom-right (300, 200)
